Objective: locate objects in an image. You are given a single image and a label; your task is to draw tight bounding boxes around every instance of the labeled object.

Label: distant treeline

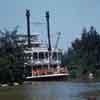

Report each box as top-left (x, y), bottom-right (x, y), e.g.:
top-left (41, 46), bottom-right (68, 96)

top-left (62, 26), bottom-right (100, 78)
top-left (0, 27), bottom-right (24, 84)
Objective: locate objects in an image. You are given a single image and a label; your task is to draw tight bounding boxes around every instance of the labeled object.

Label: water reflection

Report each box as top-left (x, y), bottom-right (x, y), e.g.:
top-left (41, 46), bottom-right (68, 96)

top-left (0, 82), bottom-right (100, 100)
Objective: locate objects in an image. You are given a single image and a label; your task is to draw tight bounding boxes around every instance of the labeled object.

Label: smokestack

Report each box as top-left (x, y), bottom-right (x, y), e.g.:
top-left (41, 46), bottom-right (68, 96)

top-left (45, 11), bottom-right (51, 51)
top-left (26, 9), bottom-right (31, 48)
top-left (46, 11), bottom-right (52, 69)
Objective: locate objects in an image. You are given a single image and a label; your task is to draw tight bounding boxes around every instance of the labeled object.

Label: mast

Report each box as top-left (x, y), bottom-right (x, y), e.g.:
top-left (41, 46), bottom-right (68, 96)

top-left (26, 9), bottom-right (31, 48)
top-left (45, 11), bottom-right (52, 69)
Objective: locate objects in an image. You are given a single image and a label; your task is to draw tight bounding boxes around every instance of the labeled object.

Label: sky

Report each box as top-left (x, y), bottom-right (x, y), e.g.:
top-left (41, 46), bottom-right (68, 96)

top-left (0, 0), bottom-right (100, 50)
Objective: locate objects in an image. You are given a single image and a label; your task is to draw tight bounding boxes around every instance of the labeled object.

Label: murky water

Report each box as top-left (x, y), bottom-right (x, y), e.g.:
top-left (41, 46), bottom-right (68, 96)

top-left (0, 82), bottom-right (100, 100)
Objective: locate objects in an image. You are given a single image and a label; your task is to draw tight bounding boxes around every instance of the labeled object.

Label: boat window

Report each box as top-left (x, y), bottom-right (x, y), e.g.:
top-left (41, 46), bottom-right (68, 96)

top-left (45, 52), bottom-right (48, 58)
top-left (58, 52), bottom-right (62, 60)
top-left (33, 52), bottom-right (38, 60)
top-left (52, 52), bottom-right (57, 60)
top-left (39, 52), bottom-right (44, 59)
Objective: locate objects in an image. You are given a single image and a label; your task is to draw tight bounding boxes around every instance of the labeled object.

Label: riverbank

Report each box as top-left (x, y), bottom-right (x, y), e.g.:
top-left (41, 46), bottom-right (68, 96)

top-left (68, 77), bottom-right (100, 83)
top-left (0, 82), bottom-right (22, 87)
top-left (0, 74), bottom-right (100, 87)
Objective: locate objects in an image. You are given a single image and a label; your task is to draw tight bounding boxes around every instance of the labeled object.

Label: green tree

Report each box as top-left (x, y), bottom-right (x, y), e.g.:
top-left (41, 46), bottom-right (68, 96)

top-left (62, 26), bottom-right (100, 75)
top-left (0, 26), bottom-right (24, 84)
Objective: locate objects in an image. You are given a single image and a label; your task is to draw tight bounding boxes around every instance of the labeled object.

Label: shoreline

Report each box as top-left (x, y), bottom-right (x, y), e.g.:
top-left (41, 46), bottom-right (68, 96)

top-left (0, 76), bottom-right (100, 87)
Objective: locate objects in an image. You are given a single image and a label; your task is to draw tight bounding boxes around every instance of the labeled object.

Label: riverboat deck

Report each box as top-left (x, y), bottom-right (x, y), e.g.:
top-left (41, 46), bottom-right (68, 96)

top-left (26, 72), bottom-right (69, 81)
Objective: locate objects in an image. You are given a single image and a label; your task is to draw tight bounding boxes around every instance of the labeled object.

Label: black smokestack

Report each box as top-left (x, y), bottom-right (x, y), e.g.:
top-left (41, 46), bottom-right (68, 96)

top-left (26, 9), bottom-right (31, 48)
top-left (45, 11), bottom-right (51, 51)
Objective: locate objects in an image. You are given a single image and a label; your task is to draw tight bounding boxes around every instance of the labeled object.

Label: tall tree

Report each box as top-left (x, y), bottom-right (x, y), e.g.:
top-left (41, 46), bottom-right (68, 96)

top-left (0, 27), bottom-right (24, 84)
top-left (62, 26), bottom-right (100, 74)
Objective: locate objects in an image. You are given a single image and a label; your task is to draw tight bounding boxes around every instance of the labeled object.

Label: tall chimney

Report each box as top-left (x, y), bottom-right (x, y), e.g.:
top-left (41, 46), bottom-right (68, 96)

top-left (26, 9), bottom-right (31, 48)
top-left (45, 11), bottom-right (51, 51)
top-left (46, 11), bottom-right (52, 69)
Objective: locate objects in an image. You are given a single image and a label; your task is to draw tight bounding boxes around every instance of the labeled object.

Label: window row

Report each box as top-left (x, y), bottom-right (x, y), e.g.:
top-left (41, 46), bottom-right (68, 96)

top-left (24, 52), bottom-right (62, 60)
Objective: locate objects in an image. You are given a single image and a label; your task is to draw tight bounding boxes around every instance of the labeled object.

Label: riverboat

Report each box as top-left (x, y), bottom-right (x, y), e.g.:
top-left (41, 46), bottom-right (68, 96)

top-left (23, 10), bottom-right (69, 81)
top-left (24, 47), bottom-right (69, 81)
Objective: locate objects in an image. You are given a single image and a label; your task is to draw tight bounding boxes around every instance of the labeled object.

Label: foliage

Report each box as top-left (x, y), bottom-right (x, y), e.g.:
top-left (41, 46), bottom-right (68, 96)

top-left (0, 27), bottom-right (24, 84)
top-left (62, 26), bottom-right (100, 75)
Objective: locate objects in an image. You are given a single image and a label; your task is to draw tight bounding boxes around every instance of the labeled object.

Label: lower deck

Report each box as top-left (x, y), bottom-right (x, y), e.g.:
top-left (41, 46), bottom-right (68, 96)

top-left (25, 73), bottom-right (69, 81)
top-left (24, 64), bottom-right (68, 77)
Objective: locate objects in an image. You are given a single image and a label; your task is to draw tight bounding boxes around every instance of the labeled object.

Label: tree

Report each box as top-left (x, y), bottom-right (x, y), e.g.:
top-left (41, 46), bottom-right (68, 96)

top-left (62, 26), bottom-right (100, 75)
top-left (0, 26), bottom-right (24, 84)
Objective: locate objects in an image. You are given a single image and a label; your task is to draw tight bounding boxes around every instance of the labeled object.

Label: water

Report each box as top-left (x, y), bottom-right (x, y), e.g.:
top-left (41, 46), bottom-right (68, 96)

top-left (0, 82), bottom-right (100, 100)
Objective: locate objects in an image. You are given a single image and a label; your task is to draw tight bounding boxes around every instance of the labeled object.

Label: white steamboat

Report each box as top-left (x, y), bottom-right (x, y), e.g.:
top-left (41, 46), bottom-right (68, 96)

top-left (22, 10), bottom-right (69, 81)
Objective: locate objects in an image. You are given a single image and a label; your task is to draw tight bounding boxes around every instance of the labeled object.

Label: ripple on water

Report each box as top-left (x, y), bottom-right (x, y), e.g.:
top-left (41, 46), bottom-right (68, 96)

top-left (0, 82), bottom-right (100, 100)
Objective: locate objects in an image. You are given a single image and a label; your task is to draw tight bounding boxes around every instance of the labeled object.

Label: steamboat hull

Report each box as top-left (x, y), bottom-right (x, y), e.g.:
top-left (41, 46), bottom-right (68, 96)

top-left (25, 73), bottom-right (69, 81)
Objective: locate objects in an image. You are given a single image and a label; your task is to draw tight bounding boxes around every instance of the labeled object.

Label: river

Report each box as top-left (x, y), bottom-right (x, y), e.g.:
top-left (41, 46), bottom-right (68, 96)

top-left (0, 82), bottom-right (100, 100)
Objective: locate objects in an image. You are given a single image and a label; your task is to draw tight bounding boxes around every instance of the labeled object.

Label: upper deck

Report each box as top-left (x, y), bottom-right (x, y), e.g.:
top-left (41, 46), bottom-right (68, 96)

top-left (24, 47), bottom-right (62, 66)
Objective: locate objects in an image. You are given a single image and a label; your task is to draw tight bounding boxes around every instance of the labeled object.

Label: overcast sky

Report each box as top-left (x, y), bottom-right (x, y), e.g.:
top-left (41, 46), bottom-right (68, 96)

top-left (0, 0), bottom-right (100, 50)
